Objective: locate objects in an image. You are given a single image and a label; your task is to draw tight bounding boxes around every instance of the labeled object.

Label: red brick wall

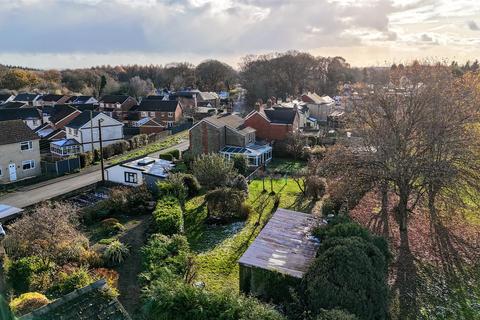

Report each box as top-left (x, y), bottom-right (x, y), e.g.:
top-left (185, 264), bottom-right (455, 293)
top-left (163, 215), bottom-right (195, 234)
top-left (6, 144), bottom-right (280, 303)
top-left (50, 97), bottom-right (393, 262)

top-left (140, 126), bottom-right (164, 134)
top-left (244, 113), bottom-right (293, 141)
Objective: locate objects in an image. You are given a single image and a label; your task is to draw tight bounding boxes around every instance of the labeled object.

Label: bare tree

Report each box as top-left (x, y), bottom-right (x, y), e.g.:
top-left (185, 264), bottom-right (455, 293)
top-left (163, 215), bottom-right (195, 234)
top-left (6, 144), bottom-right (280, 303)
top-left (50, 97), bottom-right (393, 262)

top-left (128, 76), bottom-right (154, 99)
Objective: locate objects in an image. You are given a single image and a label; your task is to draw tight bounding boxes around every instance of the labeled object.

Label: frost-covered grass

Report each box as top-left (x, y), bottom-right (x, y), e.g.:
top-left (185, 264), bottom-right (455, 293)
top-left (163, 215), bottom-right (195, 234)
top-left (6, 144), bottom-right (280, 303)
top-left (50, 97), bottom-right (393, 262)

top-left (184, 179), bottom-right (313, 292)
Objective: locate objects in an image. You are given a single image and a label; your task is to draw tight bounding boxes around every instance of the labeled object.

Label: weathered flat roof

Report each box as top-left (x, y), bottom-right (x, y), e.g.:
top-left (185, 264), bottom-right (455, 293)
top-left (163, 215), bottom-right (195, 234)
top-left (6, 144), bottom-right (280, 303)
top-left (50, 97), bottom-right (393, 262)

top-left (238, 208), bottom-right (321, 278)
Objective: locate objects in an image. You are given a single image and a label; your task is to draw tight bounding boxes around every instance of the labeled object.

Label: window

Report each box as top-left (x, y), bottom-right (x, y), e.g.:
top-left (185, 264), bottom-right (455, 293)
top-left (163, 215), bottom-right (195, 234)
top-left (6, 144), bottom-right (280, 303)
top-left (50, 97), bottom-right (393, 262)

top-left (0, 168), bottom-right (2, 176)
top-left (20, 141), bottom-right (33, 151)
top-left (141, 112), bottom-right (147, 117)
top-left (74, 129), bottom-right (79, 136)
top-left (168, 112), bottom-right (174, 117)
top-left (124, 172), bottom-right (138, 183)
top-left (22, 160), bottom-right (35, 170)
top-left (68, 128), bottom-right (72, 134)
top-left (167, 121), bottom-right (174, 128)
top-left (149, 112), bottom-right (156, 117)
top-left (32, 119), bottom-right (38, 126)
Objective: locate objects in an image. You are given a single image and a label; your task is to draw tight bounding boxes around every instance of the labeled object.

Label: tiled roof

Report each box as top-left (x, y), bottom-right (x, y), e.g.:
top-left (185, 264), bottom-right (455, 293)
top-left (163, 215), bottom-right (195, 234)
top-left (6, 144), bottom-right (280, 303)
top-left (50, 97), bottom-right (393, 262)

top-left (263, 108), bottom-right (297, 124)
top-left (20, 279), bottom-right (131, 320)
top-left (203, 113), bottom-right (255, 135)
top-left (0, 94), bottom-right (14, 101)
top-left (40, 94), bottom-right (66, 102)
top-left (14, 93), bottom-right (40, 102)
top-left (133, 100), bottom-right (179, 112)
top-left (65, 111), bottom-right (101, 128)
top-left (0, 101), bottom-right (28, 109)
top-left (99, 95), bottom-right (132, 104)
top-left (0, 108), bottom-right (41, 121)
top-left (49, 105), bottom-right (80, 124)
top-left (0, 120), bottom-right (39, 145)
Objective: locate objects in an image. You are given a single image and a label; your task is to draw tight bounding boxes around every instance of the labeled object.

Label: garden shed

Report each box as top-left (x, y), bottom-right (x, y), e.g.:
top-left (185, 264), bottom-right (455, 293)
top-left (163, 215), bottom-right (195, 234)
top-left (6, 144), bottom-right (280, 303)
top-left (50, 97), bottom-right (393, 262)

top-left (238, 208), bottom-right (321, 300)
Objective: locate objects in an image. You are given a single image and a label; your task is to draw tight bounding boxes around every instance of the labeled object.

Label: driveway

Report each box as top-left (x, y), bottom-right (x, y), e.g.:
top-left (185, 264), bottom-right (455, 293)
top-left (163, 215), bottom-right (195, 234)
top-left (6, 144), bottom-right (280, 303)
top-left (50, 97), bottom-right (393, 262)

top-left (0, 140), bottom-right (189, 209)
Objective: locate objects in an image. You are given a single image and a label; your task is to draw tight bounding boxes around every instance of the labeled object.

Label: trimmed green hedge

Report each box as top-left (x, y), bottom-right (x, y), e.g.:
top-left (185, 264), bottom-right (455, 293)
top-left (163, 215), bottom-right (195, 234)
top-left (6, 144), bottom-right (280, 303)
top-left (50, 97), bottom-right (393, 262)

top-left (153, 196), bottom-right (182, 235)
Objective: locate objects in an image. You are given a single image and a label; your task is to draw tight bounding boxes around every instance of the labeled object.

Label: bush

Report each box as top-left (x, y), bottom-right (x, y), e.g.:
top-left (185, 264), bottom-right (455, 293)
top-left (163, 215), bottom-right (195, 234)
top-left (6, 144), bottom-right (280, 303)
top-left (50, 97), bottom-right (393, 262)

top-left (142, 278), bottom-right (285, 320)
top-left (205, 188), bottom-right (247, 223)
top-left (306, 176), bottom-right (326, 199)
top-left (192, 154), bottom-right (236, 190)
top-left (304, 221), bottom-right (390, 320)
top-left (232, 154), bottom-right (248, 175)
top-left (103, 240), bottom-right (129, 266)
top-left (153, 197), bottom-right (182, 235)
top-left (48, 267), bottom-right (95, 297)
top-left (92, 268), bottom-right (119, 296)
top-left (230, 174), bottom-right (249, 194)
top-left (142, 234), bottom-right (193, 282)
top-left (315, 309), bottom-right (358, 320)
top-left (180, 174), bottom-right (201, 197)
top-left (10, 292), bottom-right (49, 316)
top-left (7, 256), bottom-right (48, 293)
top-left (159, 153), bottom-right (174, 161)
top-left (169, 149), bottom-right (180, 159)
top-left (321, 197), bottom-right (342, 217)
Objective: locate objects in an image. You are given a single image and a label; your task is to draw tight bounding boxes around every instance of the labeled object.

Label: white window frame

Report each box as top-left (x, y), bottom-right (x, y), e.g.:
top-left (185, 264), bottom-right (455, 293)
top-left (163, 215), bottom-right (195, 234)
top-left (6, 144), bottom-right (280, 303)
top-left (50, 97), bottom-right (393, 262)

top-left (124, 171), bottom-right (138, 183)
top-left (149, 112), bottom-right (156, 117)
top-left (22, 160), bottom-right (35, 171)
top-left (168, 112), bottom-right (174, 117)
top-left (141, 112), bottom-right (148, 117)
top-left (167, 121), bottom-right (174, 128)
top-left (20, 141), bottom-right (33, 151)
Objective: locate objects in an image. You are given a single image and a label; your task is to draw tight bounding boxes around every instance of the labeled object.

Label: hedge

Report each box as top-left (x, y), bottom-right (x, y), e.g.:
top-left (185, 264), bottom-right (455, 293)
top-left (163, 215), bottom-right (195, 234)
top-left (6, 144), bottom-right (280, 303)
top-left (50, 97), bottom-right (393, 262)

top-left (153, 196), bottom-right (182, 235)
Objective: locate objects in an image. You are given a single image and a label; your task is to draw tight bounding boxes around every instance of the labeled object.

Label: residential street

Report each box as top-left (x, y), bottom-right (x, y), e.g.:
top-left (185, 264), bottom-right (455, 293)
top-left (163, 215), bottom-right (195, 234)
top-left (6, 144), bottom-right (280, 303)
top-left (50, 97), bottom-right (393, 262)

top-left (0, 140), bottom-right (189, 209)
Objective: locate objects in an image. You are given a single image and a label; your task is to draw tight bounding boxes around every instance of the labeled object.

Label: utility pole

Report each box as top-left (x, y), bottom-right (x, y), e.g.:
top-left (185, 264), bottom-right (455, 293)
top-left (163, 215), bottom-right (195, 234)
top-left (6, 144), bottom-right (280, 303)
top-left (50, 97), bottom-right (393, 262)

top-left (90, 110), bottom-right (94, 153)
top-left (98, 118), bottom-right (105, 183)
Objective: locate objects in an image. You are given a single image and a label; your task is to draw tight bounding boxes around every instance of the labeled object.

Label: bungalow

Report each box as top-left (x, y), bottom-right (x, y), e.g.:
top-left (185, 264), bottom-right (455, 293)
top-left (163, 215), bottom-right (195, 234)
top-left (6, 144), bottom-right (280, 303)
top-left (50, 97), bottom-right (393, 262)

top-left (189, 113), bottom-right (272, 167)
top-left (0, 108), bottom-right (42, 130)
top-left (13, 93), bottom-right (41, 106)
top-left (98, 95), bottom-right (138, 121)
top-left (130, 100), bottom-right (183, 128)
top-left (0, 120), bottom-right (41, 184)
top-left (55, 111), bottom-right (123, 155)
top-left (239, 208), bottom-right (321, 301)
top-left (104, 157), bottom-right (174, 191)
top-left (132, 117), bottom-right (165, 134)
top-left (37, 94), bottom-right (70, 106)
top-left (0, 94), bottom-right (15, 104)
top-left (244, 105), bottom-right (300, 141)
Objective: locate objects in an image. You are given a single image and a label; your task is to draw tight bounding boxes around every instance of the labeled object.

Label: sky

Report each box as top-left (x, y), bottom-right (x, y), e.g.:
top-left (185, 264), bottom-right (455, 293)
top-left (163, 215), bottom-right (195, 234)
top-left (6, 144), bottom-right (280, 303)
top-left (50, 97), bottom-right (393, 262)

top-left (0, 0), bottom-right (479, 69)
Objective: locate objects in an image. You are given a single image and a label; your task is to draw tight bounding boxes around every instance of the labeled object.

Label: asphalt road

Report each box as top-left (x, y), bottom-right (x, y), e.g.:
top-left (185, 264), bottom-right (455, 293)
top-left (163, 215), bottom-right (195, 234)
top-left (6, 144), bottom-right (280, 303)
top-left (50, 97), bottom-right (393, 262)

top-left (0, 140), bottom-right (189, 209)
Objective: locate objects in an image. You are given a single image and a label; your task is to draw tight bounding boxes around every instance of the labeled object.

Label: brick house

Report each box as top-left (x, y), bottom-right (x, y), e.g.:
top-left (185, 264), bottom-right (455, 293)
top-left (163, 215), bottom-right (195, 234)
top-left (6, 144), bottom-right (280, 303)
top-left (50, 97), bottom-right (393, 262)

top-left (38, 94), bottom-right (71, 107)
top-left (189, 113), bottom-right (272, 167)
top-left (244, 106), bottom-right (300, 141)
top-left (131, 100), bottom-right (183, 128)
top-left (98, 95), bottom-right (138, 121)
top-left (301, 92), bottom-right (335, 123)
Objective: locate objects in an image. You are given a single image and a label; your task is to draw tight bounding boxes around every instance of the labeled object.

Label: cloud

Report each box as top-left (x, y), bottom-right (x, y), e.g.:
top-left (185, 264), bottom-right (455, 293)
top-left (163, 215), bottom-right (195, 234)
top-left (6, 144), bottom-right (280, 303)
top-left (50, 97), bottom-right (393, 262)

top-left (467, 20), bottom-right (479, 30)
top-left (0, 0), bottom-right (478, 68)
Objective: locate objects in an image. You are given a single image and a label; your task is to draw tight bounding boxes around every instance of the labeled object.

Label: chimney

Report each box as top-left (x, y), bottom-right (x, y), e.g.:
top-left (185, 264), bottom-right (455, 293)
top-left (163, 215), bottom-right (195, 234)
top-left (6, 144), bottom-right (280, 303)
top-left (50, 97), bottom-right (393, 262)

top-left (266, 99), bottom-right (273, 108)
top-left (254, 102), bottom-right (263, 113)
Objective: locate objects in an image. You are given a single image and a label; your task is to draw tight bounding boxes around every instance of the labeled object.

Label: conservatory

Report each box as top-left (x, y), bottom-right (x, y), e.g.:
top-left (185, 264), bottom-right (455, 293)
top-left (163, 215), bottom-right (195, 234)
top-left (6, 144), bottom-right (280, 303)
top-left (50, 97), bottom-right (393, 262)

top-left (220, 143), bottom-right (272, 167)
top-left (50, 138), bottom-right (82, 157)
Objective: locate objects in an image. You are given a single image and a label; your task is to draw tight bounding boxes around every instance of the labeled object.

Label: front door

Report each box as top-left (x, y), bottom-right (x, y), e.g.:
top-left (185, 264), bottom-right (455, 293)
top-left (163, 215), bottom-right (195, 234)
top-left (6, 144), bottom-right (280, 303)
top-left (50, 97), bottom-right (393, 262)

top-left (8, 163), bottom-right (17, 182)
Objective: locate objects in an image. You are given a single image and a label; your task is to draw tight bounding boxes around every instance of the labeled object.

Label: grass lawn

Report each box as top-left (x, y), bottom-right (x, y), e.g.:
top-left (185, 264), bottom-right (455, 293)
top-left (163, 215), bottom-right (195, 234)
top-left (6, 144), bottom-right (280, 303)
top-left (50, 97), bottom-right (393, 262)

top-left (266, 158), bottom-right (306, 174)
top-left (109, 131), bottom-right (188, 165)
top-left (184, 178), bottom-right (316, 292)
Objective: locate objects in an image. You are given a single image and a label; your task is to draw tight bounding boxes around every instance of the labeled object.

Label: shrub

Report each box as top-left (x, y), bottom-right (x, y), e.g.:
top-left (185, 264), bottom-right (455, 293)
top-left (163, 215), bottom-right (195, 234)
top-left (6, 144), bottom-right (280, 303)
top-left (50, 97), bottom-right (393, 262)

top-left (205, 188), bottom-right (247, 223)
top-left (142, 234), bottom-right (192, 282)
top-left (306, 176), bottom-right (326, 199)
top-left (304, 220), bottom-right (390, 320)
top-left (315, 309), bottom-right (358, 320)
top-left (321, 197), bottom-right (342, 217)
top-left (229, 174), bottom-right (249, 194)
top-left (142, 278), bottom-right (285, 320)
top-left (169, 149), bottom-right (180, 159)
top-left (79, 249), bottom-right (104, 267)
top-left (92, 268), bottom-right (119, 296)
top-left (7, 256), bottom-right (48, 293)
top-left (153, 197), bottom-right (182, 235)
top-left (180, 174), bottom-right (201, 197)
top-left (232, 154), bottom-right (248, 175)
top-left (103, 240), bottom-right (129, 266)
top-left (100, 218), bottom-right (125, 236)
top-left (48, 267), bottom-right (95, 297)
top-left (159, 153), bottom-right (174, 161)
top-left (10, 292), bottom-right (49, 316)
top-left (156, 181), bottom-right (177, 198)
top-left (192, 154), bottom-right (236, 190)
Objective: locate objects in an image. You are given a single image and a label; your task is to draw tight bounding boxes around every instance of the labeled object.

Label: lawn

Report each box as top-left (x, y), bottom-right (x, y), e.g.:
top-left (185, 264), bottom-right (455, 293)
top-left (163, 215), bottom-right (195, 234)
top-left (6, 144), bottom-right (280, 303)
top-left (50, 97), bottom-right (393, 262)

top-left (109, 131), bottom-right (188, 165)
top-left (184, 179), bottom-right (316, 292)
top-left (266, 158), bottom-right (306, 174)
